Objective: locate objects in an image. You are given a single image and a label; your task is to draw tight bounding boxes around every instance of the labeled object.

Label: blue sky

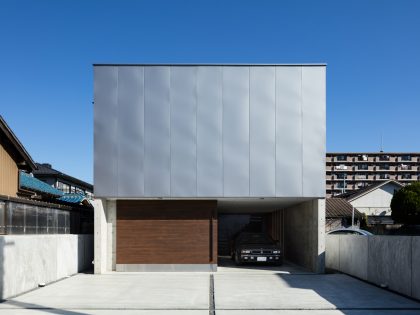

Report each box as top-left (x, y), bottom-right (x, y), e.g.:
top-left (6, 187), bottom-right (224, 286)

top-left (1, 0), bottom-right (419, 184)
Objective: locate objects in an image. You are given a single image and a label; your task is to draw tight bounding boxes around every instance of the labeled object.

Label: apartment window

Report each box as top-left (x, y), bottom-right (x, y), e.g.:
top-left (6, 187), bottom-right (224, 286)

top-left (336, 173), bottom-right (346, 179)
top-left (356, 173), bottom-right (367, 179)
top-left (401, 174), bottom-right (411, 179)
top-left (401, 155), bottom-right (411, 161)
top-left (379, 164), bottom-right (390, 170)
top-left (358, 155), bottom-right (368, 161)
top-left (379, 155), bottom-right (390, 161)
top-left (400, 164), bottom-right (411, 170)
top-left (379, 174), bottom-right (390, 180)
top-left (337, 182), bottom-right (345, 188)
top-left (336, 155), bottom-right (347, 161)
top-left (358, 164), bottom-right (368, 170)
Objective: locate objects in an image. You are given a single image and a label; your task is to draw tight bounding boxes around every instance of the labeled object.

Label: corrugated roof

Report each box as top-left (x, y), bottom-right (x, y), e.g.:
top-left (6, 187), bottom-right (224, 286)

top-left (19, 171), bottom-right (64, 197)
top-left (58, 193), bottom-right (86, 204)
top-left (326, 198), bottom-right (362, 218)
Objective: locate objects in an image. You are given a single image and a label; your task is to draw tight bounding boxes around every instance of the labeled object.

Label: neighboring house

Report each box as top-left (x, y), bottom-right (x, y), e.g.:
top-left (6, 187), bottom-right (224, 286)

top-left (93, 64), bottom-right (326, 273)
top-left (336, 180), bottom-right (403, 229)
top-left (326, 152), bottom-right (420, 197)
top-left (33, 163), bottom-right (93, 199)
top-left (325, 198), bottom-right (362, 232)
top-left (0, 115), bottom-right (37, 197)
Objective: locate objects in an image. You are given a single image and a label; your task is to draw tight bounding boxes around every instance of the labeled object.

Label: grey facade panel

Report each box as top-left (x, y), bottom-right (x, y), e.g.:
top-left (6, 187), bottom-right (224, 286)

top-left (196, 66), bottom-right (223, 196)
top-left (94, 65), bottom-right (326, 198)
top-left (222, 67), bottom-right (250, 197)
top-left (170, 67), bottom-right (197, 196)
top-left (275, 67), bottom-right (303, 197)
top-left (302, 66), bottom-right (326, 196)
top-left (250, 67), bottom-right (276, 196)
top-left (144, 66), bottom-right (171, 196)
top-left (117, 66), bottom-right (144, 197)
top-left (94, 66), bottom-right (118, 197)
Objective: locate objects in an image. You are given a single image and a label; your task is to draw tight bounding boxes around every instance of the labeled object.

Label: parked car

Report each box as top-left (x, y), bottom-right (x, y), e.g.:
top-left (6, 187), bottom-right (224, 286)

top-left (327, 228), bottom-right (373, 236)
top-left (231, 232), bottom-right (283, 265)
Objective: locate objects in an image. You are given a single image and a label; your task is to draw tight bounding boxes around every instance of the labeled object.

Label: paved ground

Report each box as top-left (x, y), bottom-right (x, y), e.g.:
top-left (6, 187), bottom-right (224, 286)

top-left (1, 263), bottom-right (420, 314)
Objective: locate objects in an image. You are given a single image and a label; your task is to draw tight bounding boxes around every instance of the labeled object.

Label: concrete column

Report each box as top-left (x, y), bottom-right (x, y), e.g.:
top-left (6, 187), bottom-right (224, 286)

top-left (313, 198), bottom-right (326, 273)
top-left (283, 198), bottom-right (325, 273)
top-left (93, 199), bottom-right (107, 274)
top-left (106, 200), bottom-right (116, 272)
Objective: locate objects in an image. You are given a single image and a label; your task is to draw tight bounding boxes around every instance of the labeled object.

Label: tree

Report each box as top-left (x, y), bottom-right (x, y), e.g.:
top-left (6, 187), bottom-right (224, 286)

top-left (391, 182), bottom-right (420, 225)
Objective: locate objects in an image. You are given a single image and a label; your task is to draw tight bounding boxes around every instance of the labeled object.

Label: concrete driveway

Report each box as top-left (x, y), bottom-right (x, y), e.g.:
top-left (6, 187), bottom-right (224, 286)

top-left (1, 266), bottom-right (420, 315)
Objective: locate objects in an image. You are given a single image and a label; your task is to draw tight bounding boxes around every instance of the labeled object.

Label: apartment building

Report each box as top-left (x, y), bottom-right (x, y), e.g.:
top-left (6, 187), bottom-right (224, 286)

top-left (326, 152), bottom-right (420, 197)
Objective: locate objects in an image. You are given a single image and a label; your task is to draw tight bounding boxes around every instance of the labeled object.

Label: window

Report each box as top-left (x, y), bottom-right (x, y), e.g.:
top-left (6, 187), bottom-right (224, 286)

top-left (401, 174), bottom-right (411, 180)
top-left (379, 164), bottom-right (390, 170)
top-left (337, 182), bottom-right (345, 188)
top-left (56, 181), bottom-right (70, 193)
top-left (358, 164), bottom-right (368, 170)
top-left (400, 164), bottom-right (411, 170)
top-left (358, 155), bottom-right (368, 161)
top-left (379, 155), bottom-right (390, 161)
top-left (336, 155), bottom-right (347, 161)
top-left (379, 174), bottom-right (390, 179)
top-left (356, 174), bottom-right (367, 179)
top-left (336, 173), bottom-right (346, 179)
top-left (401, 155), bottom-right (411, 161)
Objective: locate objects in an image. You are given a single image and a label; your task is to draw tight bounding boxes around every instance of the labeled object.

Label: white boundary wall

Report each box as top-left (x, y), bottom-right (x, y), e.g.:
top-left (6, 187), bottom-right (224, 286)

top-left (326, 235), bottom-right (420, 300)
top-left (0, 234), bottom-right (93, 299)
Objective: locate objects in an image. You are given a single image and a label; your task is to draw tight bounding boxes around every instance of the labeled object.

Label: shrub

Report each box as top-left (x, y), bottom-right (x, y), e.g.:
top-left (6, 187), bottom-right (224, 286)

top-left (391, 182), bottom-right (420, 224)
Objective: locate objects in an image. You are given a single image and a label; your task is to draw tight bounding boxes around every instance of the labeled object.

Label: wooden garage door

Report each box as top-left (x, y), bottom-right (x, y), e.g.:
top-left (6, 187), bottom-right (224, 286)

top-left (117, 200), bottom-right (217, 264)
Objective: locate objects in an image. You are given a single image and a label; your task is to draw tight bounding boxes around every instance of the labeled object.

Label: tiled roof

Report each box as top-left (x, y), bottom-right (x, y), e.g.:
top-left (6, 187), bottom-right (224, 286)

top-left (33, 163), bottom-right (93, 191)
top-left (19, 171), bottom-right (64, 197)
top-left (326, 198), bottom-right (362, 218)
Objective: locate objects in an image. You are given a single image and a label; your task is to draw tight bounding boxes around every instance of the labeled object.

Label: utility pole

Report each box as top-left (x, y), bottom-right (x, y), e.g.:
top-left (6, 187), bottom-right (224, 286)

top-left (352, 206), bottom-right (355, 227)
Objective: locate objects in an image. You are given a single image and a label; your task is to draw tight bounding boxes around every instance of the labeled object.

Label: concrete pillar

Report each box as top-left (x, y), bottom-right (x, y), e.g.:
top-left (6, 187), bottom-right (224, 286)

top-left (313, 198), bottom-right (326, 273)
top-left (106, 200), bottom-right (116, 272)
top-left (283, 198), bottom-right (325, 273)
top-left (93, 199), bottom-right (107, 274)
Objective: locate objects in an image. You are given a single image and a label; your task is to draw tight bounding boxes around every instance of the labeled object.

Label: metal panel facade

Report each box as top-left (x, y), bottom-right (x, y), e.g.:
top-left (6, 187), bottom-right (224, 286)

top-left (94, 65), bottom-right (326, 198)
top-left (276, 67), bottom-right (303, 197)
top-left (222, 67), bottom-right (250, 196)
top-left (170, 67), bottom-right (197, 196)
top-left (196, 66), bottom-right (223, 196)
top-left (94, 66), bottom-right (118, 196)
top-left (144, 67), bottom-right (171, 196)
top-left (302, 66), bottom-right (326, 197)
top-left (117, 67), bottom-right (144, 197)
top-left (250, 67), bottom-right (276, 196)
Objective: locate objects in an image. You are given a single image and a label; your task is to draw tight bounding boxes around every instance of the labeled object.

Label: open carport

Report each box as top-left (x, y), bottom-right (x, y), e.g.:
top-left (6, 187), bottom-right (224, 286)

top-left (217, 198), bottom-right (325, 273)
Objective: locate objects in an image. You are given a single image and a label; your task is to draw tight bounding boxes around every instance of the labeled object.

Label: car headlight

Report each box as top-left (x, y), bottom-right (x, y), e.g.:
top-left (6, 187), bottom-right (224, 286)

top-left (241, 250), bottom-right (251, 254)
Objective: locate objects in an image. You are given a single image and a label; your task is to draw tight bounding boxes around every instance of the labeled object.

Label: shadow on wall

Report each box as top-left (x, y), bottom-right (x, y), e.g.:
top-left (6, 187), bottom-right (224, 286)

top-left (0, 237), bottom-right (15, 302)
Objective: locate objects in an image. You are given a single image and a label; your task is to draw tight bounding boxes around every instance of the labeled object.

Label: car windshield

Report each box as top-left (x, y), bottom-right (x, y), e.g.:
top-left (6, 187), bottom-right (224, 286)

top-left (238, 233), bottom-right (272, 244)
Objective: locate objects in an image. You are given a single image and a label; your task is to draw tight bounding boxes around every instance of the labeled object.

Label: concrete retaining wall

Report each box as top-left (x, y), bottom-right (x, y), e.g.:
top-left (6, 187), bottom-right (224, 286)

top-left (326, 235), bottom-right (420, 300)
top-left (0, 234), bottom-right (93, 299)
